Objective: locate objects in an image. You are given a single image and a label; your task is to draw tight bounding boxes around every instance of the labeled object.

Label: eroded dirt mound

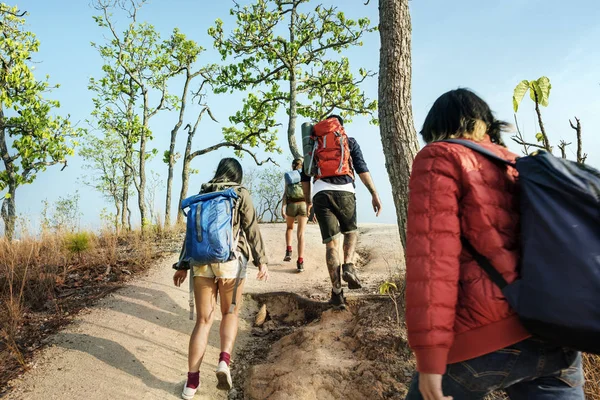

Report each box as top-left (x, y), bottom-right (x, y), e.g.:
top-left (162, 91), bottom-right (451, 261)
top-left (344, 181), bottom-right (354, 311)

top-left (243, 295), bottom-right (414, 400)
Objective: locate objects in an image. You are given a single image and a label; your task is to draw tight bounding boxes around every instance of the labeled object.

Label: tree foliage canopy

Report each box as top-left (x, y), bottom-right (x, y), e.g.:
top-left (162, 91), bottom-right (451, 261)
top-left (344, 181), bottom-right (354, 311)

top-left (209, 0), bottom-right (377, 158)
top-left (0, 3), bottom-right (80, 193)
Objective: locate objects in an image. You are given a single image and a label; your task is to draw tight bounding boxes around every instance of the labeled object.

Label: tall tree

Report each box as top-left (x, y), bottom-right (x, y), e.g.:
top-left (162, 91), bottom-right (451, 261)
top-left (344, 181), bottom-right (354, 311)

top-left (209, 0), bottom-right (377, 159)
top-left (80, 131), bottom-right (130, 232)
top-left (174, 71), bottom-right (280, 225)
top-left (91, 0), bottom-right (184, 228)
top-left (377, 0), bottom-right (420, 250)
top-left (0, 4), bottom-right (80, 240)
top-left (162, 30), bottom-right (206, 227)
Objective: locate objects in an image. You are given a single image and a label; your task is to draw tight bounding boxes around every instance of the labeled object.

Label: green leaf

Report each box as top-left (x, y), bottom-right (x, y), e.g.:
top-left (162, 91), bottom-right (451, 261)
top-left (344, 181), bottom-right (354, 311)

top-left (4, 193), bottom-right (11, 199)
top-left (530, 76), bottom-right (551, 107)
top-left (512, 80), bottom-right (530, 112)
top-left (535, 133), bottom-right (544, 143)
top-left (378, 281), bottom-right (397, 295)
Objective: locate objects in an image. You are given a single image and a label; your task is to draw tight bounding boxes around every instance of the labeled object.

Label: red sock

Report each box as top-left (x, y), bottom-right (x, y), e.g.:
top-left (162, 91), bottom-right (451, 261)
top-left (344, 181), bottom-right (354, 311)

top-left (286, 246), bottom-right (292, 252)
top-left (219, 352), bottom-right (231, 366)
top-left (186, 371), bottom-right (200, 389)
top-left (298, 257), bottom-right (304, 263)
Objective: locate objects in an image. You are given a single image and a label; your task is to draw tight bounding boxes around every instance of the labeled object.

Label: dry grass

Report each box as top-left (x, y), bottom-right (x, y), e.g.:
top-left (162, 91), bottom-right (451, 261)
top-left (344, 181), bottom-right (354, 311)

top-left (583, 353), bottom-right (600, 399)
top-left (0, 225), bottom-right (184, 391)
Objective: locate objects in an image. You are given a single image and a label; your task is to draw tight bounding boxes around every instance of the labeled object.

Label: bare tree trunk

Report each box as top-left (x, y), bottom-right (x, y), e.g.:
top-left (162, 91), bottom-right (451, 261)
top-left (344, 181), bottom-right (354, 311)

top-left (378, 0), bottom-right (420, 251)
top-left (287, 72), bottom-right (302, 159)
top-left (177, 127), bottom-right (195, 226)
top-left (287, 5), bottom-right (302, 159)
top-left (1, 184), bottom-right (16, 241)
top-left (137, 92), bottom-right (150, 230)
top-left (122, 171), bottom-right (130, 231)
top-left (165, 141), bottom-right (176, 227)
top-left (165, 71), bottom-right (192, 227)
top-left (0, 106), bottom-right (17, 240)
top-left (114, 199), bottom-right (121, 234)
top-left (138, 131), bottom-right (148, 228)
top-left (178, 155), bottom-right (191, 226)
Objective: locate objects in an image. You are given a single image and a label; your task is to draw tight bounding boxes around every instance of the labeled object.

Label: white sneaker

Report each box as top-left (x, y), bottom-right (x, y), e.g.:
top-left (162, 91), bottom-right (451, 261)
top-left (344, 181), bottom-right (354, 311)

top-left (215, 361), bottom-right (232, 391)
top-left (181, 381), bottom-right (198, 400)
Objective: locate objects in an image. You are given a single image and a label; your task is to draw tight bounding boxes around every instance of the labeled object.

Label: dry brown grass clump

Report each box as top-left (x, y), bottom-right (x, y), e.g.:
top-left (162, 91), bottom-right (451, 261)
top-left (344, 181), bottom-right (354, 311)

top-left (583, 353), bottom-right (600, 399)
top-left (0, 225), bottom-right (184, 392)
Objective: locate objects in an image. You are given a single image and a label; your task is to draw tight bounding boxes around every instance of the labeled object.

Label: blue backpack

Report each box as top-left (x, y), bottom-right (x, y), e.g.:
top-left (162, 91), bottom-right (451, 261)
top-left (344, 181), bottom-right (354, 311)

top-left (180, 187), bottom-right (239, 266)
top-left (178, 187), bottom-right (242, 319)
top-left (445, 139), bottom-right (600, 354)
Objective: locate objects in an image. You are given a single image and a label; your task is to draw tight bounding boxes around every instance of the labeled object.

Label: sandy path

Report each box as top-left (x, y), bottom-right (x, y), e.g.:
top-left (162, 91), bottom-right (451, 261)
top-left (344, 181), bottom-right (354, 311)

top-left (5, 223), bottom-right (401, 400)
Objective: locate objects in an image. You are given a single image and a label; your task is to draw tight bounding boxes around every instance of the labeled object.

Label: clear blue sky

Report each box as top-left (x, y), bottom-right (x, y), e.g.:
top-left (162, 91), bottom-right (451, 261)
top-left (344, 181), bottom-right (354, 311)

top-left (4, 0), bottom-right (600, 232)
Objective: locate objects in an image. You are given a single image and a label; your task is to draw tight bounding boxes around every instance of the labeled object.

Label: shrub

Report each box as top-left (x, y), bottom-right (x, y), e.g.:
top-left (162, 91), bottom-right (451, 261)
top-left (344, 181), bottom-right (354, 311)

top-left (64, 232), bottom-right (91, 260)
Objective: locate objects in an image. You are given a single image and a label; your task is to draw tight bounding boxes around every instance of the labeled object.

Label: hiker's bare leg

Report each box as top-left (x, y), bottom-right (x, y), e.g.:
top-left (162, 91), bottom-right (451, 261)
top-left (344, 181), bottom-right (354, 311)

top-left (285, 216), bottom-right (295, 248)
top-left (218, 278), bottom-right (246, 354)
top-left (326, 239), bottom-right (342, 290)
top-left (188, 277), bottom-right (218, 372)
top-left (297, 216), bottom-right (308, 259)
top-left (343, 231), bottom-right (358, 265)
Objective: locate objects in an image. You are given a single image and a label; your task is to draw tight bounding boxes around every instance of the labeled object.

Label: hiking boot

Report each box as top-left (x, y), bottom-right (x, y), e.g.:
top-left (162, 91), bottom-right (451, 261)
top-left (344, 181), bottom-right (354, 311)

top-left (216, 361), bottom-right (232, 391)
top-left (329, 289), bottom-right (346, 309)
top-left (297, 259), bottom-right (304, 273)
top-left (283, 249), bottom-right (292, 262)
top-left (342, 263), bottom-right (362, 289)
top-left (182, 381), bottom-right (198, 400)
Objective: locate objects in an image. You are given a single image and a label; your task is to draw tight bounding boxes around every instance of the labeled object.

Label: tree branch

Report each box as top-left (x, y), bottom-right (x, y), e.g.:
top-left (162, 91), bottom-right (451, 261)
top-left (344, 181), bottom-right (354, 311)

top-left (569, 116), bottom-right (585, 164)
top-left (557, 141), bottom-right (571, 159)
top-left (511, 114), bottom-right (530, 155)
top-left (511, 136), bottom-right (546, 151)
top-left (189, 141), bottom-right (278, 166)
top-left (533, 90), bottom-right (551, 152)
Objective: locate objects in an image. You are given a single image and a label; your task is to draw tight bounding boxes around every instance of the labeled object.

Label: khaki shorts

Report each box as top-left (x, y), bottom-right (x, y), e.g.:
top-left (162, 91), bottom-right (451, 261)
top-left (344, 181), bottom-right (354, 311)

top-left (193, 255), bottom-right (248, 280)
top-left (286, 202), bottom-right (307, 218)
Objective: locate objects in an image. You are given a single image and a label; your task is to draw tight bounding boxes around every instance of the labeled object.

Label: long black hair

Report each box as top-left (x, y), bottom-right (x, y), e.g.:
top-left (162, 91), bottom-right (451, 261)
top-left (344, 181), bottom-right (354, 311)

top-left (210, 158), bottom-right (243, 184)
top-left (420, 88), bottom-right (509, 146)
top-left (292, 158), bottom-right (303, 170)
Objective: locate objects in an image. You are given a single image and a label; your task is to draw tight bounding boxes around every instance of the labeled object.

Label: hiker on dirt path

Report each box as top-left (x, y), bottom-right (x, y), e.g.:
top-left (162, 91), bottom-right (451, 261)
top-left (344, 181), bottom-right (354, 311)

top-left (404, 89), bottom-right (584, 400)
top-left (172, 158), bottom-right (269, 399)
top-left (282, 158), bottom-right (309, 272)
top-left (301, 114), bottom-right (382, 309)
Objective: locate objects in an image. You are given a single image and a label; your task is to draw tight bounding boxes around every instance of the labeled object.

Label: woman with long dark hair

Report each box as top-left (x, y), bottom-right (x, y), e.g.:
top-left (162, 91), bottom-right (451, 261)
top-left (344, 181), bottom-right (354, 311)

top-left (173, 158), bottom-right (269, 399)
top-left (405, 89), bottom-right (583, 399)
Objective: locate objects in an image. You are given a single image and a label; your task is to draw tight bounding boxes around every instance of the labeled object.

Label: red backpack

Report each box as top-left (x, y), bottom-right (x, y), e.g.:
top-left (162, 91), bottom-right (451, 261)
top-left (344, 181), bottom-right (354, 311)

top-left (312, 118), bottom-right (353, 180)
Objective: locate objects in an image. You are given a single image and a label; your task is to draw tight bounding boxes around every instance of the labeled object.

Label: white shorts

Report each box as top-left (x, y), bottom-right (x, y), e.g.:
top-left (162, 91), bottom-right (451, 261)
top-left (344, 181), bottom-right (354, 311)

top-left (193, 255), bottom-right (248, 280)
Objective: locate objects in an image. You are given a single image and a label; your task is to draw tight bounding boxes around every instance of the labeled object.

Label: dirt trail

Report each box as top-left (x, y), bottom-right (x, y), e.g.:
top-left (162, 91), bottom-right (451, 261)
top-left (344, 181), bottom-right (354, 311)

top-left (5, 223), bottom-right (402, 400)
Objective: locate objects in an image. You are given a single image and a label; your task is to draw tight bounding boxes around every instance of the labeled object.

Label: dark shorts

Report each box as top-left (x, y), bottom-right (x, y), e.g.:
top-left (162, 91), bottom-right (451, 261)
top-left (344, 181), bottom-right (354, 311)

top-left (313, 191), bottom-right (357, 243)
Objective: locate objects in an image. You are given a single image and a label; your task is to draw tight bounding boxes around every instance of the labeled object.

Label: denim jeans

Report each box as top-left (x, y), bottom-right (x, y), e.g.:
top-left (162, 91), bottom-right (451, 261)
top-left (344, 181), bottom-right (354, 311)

top-left (406, 338), bottom-right (584, 399)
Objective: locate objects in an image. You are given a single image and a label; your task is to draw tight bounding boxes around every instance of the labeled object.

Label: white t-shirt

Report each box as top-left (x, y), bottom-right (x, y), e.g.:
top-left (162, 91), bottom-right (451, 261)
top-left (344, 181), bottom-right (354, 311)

top-left (312, 179), bottom-right (355, 198)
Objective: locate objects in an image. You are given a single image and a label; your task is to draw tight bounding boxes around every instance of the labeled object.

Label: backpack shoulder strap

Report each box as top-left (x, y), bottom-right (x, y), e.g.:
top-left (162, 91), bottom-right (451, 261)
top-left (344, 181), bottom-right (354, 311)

top-left (442, 139), bottom-right (515, 167)
top-left (461, 237), bottom-right (509, 290)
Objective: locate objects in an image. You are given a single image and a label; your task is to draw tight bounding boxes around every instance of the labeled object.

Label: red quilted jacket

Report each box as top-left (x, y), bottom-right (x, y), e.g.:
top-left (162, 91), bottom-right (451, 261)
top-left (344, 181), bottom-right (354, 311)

top-left (405, 136), bottom-right (530, 375)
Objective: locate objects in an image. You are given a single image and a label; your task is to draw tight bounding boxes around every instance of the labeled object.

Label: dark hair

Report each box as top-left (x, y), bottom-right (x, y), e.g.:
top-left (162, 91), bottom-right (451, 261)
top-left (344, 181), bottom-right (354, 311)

top-left (420, 88), bottom-right (509, 146)
top-left (326, 114), bottom-right (344, 126)
top-left (210, 158), bottom-right (243, 184)
top-left (292, 158), bottom-right (303, 170)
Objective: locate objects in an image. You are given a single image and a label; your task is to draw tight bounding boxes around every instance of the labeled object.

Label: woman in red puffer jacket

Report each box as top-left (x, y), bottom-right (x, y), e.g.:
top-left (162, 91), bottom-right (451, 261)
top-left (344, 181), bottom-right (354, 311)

top-left (405, 89), bottom-right (584, 400)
